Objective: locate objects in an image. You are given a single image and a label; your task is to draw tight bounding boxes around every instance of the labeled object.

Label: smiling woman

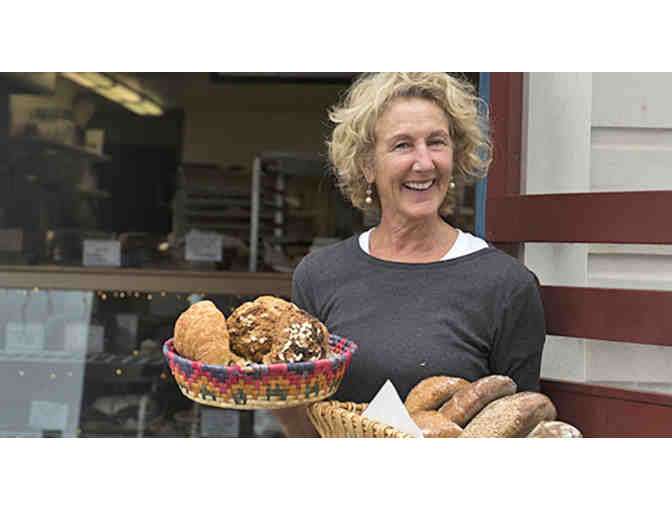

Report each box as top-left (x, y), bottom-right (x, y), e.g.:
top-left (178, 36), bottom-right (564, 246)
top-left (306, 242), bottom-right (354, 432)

top-left (272, 73), bottom-right (546, 438)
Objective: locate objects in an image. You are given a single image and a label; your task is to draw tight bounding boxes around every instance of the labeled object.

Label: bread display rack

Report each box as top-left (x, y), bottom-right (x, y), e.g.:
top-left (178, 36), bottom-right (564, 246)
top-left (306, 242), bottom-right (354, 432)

top-left (248, 152), bottom-right (327, 272)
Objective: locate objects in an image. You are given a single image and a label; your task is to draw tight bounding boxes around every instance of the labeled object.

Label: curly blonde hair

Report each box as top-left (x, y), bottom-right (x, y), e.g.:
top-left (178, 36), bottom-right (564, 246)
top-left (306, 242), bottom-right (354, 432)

top-left (327, 72), bottom-right (491, 216)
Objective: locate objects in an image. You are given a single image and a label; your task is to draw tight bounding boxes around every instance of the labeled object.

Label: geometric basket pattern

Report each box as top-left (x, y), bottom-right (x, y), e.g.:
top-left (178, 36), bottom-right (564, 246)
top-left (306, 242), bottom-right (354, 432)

top-left (163, 335), bottom-right (358, 410)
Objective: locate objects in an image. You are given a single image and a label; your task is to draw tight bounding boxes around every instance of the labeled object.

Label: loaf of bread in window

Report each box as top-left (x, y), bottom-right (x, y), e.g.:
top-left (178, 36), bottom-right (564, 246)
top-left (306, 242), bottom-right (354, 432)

top-left (226, 295), bottom-right (332, 364)
top-left (173, 300), bottom-right (245, 366)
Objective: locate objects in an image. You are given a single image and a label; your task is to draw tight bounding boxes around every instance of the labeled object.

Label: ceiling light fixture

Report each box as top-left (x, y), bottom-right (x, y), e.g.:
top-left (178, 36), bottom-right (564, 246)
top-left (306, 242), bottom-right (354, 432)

top-left (61, 72), bottom-right (164, 116)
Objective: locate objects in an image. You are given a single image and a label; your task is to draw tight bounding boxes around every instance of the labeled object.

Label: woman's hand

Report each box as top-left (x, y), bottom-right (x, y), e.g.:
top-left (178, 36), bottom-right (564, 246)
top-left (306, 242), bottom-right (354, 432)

top-left (270, 405), bottom-right (320, 438)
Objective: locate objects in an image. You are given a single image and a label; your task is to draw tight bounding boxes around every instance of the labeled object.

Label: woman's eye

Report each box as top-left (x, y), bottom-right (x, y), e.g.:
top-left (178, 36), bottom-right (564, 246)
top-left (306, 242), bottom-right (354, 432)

top-left (429, 139), bottom-right (446, 146)
top-left (394, 142), bottom-right (410, 150)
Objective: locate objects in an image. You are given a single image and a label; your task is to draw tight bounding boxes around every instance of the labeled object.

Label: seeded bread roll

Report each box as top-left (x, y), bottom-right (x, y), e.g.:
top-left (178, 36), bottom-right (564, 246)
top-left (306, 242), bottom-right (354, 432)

top-left (438, 375), bottom-right (517, 427)
top-left (461, 391), bottom-right (557, 438)
top-left (226, 296), bottom-right (296, 362)
top-left (173, 300), bottom-right (245, 366)
top-left (411, 411), bottom-right (463, 438)
top-left (405, 376), bottom-right (471, 414)
top-left (227, 295), bottom-right (331, 364)
top-left (262, 305), bottom-right (331, 364)
top-left (527, 420), bottom-right (582, 438)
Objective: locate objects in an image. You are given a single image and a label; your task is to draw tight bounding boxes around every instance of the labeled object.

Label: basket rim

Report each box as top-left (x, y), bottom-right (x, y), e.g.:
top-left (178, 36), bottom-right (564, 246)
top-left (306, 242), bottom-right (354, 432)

top-left (163, 333), bottom-right (357, 376)
top-left (308, 400), bottom-right (415, 438)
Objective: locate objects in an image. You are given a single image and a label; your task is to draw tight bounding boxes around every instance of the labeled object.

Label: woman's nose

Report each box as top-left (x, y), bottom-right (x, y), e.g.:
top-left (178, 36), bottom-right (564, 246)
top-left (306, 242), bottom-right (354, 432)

top-left (412, 145), bottom-right (435, 171)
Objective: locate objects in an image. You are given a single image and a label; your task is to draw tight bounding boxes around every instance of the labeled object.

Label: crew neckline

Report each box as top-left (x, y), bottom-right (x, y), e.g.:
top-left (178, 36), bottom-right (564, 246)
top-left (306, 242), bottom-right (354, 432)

top-left (358, 226), bottom-right (488, 262)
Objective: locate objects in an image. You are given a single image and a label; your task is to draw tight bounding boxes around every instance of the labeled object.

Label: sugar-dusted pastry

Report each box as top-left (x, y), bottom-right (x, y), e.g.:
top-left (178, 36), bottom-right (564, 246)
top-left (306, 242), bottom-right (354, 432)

top-left (173, 300), bottom-right (244, 366)
top-left (227, 295), bottom-right (331, 364)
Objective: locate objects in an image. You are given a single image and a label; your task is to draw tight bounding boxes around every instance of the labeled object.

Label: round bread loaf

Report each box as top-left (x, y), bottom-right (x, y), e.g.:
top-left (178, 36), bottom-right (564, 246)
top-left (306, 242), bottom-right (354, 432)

top-left (460, 391), bottom-right (557, 438)
top-left (438, 375), bottom-right (517, 427)
top-left (411, 411), bottom-right (463, 438)
top-left (405, 376), bottom-right (471, 414)
top-left (262, 305), bottom-right (331, 364)
top-left (227, 295), bottom-right (331, 364)
top-left (227, 296), bottom-right (295, 362)
top-left (527, 420), bottom-right (582, 438)
top-left (173, 300), bottom-right (245, 366)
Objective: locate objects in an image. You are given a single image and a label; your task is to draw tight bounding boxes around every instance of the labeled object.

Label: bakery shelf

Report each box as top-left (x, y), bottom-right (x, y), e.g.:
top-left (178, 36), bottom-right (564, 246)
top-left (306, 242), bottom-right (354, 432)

top-left (0, 265), bottom-right (293, 297)
top-left (9, 135), bottom-right (111, 162)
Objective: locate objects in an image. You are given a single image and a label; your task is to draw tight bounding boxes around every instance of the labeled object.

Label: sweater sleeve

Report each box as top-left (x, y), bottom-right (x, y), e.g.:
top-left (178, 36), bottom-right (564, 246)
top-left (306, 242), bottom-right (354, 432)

top-left (290, 256), bottom-right (319, 319)
top-left (489, 269), bottom-right (546, 392)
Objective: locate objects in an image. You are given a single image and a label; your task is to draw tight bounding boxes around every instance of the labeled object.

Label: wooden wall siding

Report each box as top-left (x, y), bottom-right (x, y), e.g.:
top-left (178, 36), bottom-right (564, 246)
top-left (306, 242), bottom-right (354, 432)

top-left (541, 379), bottom-right (672, 437)
top-left (486, 190), bottom-right (672, 244)
top-left (488, 73), bottom-right (672, 436)
top-left (541, 286), bottom-right (672, 347)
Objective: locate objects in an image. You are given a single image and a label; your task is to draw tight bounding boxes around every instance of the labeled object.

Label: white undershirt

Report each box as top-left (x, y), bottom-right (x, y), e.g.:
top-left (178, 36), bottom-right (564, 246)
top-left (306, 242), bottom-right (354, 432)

top-left (359, 227), bottom-right (488, 260)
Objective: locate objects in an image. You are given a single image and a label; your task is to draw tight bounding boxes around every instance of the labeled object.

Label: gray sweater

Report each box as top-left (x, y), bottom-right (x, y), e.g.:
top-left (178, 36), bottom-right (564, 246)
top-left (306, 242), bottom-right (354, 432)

top-left (291, 235), bottom-right (546, 403)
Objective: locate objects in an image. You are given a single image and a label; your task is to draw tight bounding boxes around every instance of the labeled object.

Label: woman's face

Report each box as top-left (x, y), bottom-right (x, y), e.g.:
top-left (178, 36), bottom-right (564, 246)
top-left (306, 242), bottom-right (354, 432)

top-left (366, 97), bottom-right (454, 223)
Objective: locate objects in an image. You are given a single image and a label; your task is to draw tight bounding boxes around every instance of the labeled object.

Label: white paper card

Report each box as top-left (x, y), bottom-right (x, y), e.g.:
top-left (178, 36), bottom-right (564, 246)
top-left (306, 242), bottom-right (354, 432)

top-left (361, 379), bottom-right (424, 437)
top-left (5, 322), bottom-right (46, 351)
top-left (185, 230), bottom-right (222, 262)
top-left (83, 240), bottom-right (121, 267)
top-left (64, 322), bottom-right (88, 352)
top-left (29, 400), bottom-right (69, 431)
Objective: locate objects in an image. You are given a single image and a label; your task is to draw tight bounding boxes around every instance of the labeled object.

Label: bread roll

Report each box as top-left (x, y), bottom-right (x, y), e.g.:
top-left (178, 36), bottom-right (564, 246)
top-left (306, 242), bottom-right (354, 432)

top-left (405, 376), bottom-right (471, 414)
top-left (227, 296), bottom-right (296, 362)
top-left (439, 375), bottom-right (517, 426)
top-left (527, 420), bottom-right (582, 438)
top-left (461, 391), bottom-right (557, 438)
top-left (227, 295), bottom-right (331, 364)
top-left (173, 300), bottom-right (245, 366)
top-left (411, 411), bottom-right (463, 438)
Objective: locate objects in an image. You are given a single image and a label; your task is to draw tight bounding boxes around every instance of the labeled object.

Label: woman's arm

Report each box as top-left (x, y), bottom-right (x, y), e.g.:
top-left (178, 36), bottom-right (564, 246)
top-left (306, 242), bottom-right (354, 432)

top-left (271, 405), bottom-right (320, 438)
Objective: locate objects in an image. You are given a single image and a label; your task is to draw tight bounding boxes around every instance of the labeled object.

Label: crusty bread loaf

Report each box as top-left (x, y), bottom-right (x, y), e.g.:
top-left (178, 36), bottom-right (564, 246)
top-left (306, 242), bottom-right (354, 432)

top-left (173, 300), bottom-right (245, 366)
top-left (461, 391), bottom-right (557, 438)
top-left (405, 376), bottom-right (471, 414)
top-left (411, 411), bottom-right (463, 438)
top-left (227, 295), bottom-right (331, 364)
top-left (527, 420), bottom-right (582, 438)
top-left (438, 375), bottom-right (517, 427)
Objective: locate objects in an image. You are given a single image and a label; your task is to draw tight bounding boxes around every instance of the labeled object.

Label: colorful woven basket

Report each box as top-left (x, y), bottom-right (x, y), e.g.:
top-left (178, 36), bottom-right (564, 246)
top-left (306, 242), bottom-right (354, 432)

top-left (307, 401), bottom-right (414, 438)
top-left (163, 335), bottom-right (358, 410)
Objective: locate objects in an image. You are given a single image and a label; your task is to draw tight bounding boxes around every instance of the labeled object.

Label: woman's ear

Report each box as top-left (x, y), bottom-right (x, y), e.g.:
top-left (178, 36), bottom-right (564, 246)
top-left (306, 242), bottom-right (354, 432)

top-left (363, 158), bottom-right (376, 184)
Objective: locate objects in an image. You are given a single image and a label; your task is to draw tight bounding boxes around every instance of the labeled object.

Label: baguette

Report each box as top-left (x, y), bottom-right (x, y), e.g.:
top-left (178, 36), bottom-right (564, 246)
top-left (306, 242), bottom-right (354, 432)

top-left (461, 392), bottom-right (557, 438)
top-left (411, 411), bottom-right (463, 438)
top-left (404, 376), bottom-right (471, 414)
top-left (527, 420), bottom-right (582, 438)
top-left (438, 375), bottom-right (517, 427)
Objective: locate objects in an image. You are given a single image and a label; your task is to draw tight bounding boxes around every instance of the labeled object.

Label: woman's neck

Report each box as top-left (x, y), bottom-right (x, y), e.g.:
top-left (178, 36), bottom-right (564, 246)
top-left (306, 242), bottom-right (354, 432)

top-left (369, 215), bottom-right (458, 263)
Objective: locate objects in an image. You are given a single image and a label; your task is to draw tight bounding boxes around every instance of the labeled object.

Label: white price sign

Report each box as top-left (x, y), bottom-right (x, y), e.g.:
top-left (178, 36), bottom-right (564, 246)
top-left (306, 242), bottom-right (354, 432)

top-left (5, 322), bottom-right (46, 351)
top-left (83, 240), bottom-right (121, 267)
top-left (185, 230), bottom-right (222, 262)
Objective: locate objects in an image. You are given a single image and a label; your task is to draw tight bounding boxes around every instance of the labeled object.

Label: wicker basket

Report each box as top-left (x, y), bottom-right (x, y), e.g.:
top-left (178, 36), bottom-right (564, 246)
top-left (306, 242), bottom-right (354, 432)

top-left (307, 400), bottom-right (414, 438)
top-left (163, 335), bottom-right (357, 410)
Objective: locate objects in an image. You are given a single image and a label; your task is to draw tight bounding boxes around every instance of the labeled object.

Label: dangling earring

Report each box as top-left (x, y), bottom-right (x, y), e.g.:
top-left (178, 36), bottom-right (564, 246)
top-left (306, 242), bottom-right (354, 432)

top-left (365, 183), bottom-right (373, 204)
top-left (449, 177), bottom-right (456, 190)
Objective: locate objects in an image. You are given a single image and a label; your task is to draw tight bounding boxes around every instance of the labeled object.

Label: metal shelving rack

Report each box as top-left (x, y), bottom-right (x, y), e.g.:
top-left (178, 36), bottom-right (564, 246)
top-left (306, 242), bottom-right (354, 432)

top-left (248, 152), bottom-right (326, 272)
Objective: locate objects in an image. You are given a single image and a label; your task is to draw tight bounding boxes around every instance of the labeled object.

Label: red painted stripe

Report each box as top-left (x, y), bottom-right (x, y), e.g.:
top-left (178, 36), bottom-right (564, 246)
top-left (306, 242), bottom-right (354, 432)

top-left (541, 378), bottom-right (672, 437)
top-left (488, 72), bottom-right (524, 198)
top-left (541, 286), bottom-right (672, 346)
top-left (487, 191), bottom-right (672, 244)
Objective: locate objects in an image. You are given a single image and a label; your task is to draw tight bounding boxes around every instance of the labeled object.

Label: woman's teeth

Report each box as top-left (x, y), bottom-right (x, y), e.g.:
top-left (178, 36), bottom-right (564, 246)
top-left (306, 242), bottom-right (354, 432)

top-left (404, 180), bottom-right (433, 191)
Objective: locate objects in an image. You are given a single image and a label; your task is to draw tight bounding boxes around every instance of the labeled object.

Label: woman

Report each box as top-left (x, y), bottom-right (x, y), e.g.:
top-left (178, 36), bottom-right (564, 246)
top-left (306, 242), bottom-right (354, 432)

top-left (275, 72), bottom-right (545, 437)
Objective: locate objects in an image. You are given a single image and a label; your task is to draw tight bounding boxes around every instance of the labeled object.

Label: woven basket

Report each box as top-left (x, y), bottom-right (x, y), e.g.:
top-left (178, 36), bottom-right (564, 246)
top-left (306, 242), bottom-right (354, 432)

top-left (307, 400), bottom-right (414, 438)
top-left (163, 335), bottom-right (357, 410)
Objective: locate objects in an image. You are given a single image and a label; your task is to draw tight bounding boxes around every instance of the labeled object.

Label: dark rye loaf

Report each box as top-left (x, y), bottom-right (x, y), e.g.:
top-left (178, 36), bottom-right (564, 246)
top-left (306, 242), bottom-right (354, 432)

top-left (461, 392), bottom-right (557, 438)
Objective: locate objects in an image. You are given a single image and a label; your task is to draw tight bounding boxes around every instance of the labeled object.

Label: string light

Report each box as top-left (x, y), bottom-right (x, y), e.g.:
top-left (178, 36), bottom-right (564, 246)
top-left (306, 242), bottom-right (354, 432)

top-left (67, 371), bottom-right (73, 377)
top-left (50, 373), bottom-right (56, 379)
top-left (18, 370), bottom-right (24, 376)
top-left (115, 369), bottom-right (122, 375)
top-left (147, 294), bottom-right (153, 301)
